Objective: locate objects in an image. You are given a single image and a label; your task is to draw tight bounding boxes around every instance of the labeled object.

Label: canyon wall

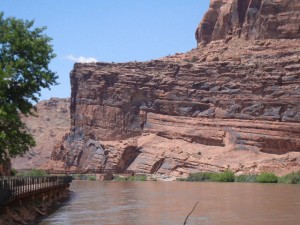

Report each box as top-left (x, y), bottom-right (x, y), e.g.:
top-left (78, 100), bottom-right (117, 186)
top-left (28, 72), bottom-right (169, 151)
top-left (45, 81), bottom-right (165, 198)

top-left (12, 98), bottom-right (70, 170)
top-left (196, 0), bottom-right (300, 44)
top-left (51, 0), bottom-right (300, 177)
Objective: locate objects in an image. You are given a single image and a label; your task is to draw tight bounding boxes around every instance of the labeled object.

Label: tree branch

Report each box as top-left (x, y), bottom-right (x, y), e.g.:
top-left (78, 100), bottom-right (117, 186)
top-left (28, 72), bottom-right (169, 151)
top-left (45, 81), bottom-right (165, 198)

top-left (183, 201), bottom-right (199, 225)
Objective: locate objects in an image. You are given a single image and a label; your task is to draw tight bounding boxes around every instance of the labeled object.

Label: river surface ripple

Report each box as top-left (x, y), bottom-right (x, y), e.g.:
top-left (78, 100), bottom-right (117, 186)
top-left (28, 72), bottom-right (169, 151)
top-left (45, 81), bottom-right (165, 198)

top-left (38, 181), bottom-right (300, 225)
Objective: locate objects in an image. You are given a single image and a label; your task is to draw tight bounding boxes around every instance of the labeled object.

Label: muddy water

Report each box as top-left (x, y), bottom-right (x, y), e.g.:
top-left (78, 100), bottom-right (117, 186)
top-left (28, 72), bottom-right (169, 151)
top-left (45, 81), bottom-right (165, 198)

top-left (38, 181), bottom-right (300, 225)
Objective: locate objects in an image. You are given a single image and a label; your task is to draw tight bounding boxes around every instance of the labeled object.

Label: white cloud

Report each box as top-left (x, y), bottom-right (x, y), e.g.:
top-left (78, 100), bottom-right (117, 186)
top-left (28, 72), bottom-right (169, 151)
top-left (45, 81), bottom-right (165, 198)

top-left (66, 54), bottom-right (97, 63)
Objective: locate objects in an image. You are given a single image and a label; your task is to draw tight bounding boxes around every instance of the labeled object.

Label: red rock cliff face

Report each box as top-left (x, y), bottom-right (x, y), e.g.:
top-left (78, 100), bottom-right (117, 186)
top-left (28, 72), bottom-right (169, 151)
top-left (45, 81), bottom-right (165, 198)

top-left (196, 0), bottom-right (300, 44)
top-left (12, 98), bottom-right (70, 170)
top-left (52, 2), bottom-right (300, 177)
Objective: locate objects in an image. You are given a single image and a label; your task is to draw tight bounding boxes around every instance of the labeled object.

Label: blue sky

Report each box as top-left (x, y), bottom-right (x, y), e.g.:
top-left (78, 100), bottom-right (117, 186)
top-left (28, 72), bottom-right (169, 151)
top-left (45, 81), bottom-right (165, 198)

top-left (1, 1), bottom-right (210, 100)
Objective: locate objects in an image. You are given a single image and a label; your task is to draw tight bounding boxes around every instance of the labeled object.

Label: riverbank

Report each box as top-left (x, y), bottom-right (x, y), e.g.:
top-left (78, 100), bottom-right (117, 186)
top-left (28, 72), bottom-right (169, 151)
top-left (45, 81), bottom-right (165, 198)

top-left (68, 170), bottom-right (300, 184)
top-left (11, 168), bottom-right (300, 184)
top-left (177, 170), bottom-right (300, 184)
top-left (71, 170), bottom-right (300, 184)
top-left (0, 189), bottom-right (71, 225)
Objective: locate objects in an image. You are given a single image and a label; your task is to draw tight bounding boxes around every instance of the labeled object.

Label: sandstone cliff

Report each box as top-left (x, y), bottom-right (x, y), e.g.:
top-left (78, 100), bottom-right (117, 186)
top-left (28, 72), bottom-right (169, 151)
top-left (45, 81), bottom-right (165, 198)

top-left (11, 98), bottom-right (70, 170)
top-left (196, 0), bottom-right (300, 44)
top-left (51, 0), bottom-right (300, 177)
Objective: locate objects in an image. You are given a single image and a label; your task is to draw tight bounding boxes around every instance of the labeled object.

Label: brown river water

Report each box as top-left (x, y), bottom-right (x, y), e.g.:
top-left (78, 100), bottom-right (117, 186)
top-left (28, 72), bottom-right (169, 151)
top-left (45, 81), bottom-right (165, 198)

top-left (38, 181), bottom-right (300, 225)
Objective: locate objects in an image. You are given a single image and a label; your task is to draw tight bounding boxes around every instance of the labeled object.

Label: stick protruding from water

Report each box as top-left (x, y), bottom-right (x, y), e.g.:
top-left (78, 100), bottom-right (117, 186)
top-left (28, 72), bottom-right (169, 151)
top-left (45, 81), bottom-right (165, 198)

top-left (183, 201), bottom-right (199, 225)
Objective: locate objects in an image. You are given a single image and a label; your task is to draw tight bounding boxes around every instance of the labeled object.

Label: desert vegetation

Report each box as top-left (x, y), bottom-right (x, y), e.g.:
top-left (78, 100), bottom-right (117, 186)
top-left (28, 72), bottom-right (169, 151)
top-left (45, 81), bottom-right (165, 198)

top-left (114, 175), bottom-right (147, 181)
top-left (178, 171), bottom-right (300, 184)
top-left (14, 169), bottom-right (47, 177)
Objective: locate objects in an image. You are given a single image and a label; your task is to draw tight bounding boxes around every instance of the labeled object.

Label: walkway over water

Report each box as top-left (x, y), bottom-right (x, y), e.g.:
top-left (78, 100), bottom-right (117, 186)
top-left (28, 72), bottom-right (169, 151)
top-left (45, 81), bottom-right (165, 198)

top-left (0, 176), bottom-right (72, 207)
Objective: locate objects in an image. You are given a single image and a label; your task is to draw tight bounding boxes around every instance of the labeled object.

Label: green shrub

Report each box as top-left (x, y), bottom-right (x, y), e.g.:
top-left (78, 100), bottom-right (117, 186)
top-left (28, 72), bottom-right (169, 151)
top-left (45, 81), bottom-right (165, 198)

top-left (213, 170), bottom-right (235, 182)
top-left (176, 178), bottom-right (187, 181)
top-left (114, 176), bottom-right (127, 181)
top-left (114, 175), bottom-right (147, 181)
top-left (256, 172), bottom-right (278, 183)
top-left (129, 175), bottom-right (147, 181)
top-left (17, 169), bottom-right (47, 177)
top-left (87, 175), bottom-right (96, 181)
top-left (186, 172), bottom-right (215, 182)
top-left (184, 171), bottom-right (234, 182)
top-left (278, 171), bottom-right (300, 184)
top-left (235, 174), bottom-right (257, 183)
top-left (179, 171), bottom-right (300, 184)
top-left (71, 174), bottom-right (98, 180)
top-left (10, 168), bottom-right (18, 176)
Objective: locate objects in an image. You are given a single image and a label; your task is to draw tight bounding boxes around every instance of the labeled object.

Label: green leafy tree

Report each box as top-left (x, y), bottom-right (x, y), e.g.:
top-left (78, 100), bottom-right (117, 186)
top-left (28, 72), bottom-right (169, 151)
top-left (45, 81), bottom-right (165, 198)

top-left (0, 12), bottom-right (57, 162)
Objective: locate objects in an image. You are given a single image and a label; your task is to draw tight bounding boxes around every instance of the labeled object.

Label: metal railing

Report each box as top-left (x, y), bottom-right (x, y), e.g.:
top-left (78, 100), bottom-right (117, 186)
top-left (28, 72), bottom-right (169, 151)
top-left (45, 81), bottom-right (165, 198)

top-left (0, 176), bottom-right (72, 206)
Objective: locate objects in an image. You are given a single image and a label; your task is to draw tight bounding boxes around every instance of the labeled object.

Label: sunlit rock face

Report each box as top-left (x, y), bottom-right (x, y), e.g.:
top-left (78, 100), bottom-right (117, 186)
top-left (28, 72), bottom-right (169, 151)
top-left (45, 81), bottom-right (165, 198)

top-left (11, 98), bottom-right (70, 170)
top-left (51, 1), bottom-right (300, 177)
top-left (196, 0), bottom-right (300, 45)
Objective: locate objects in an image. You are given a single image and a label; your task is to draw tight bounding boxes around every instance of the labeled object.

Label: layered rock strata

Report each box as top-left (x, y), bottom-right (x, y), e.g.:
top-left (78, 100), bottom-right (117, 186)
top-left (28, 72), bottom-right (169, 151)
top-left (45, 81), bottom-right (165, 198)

top-left (196, 0), bottom-right (300, 44)
top-left (52, 38), bottom-right (300, 176)
top-left (51, 1), bottom-right (300, 177)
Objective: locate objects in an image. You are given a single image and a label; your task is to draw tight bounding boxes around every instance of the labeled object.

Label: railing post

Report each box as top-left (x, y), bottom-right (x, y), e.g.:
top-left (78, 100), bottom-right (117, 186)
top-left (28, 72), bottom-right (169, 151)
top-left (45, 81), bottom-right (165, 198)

top-left (0, 178), bottom-right (9, 206)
